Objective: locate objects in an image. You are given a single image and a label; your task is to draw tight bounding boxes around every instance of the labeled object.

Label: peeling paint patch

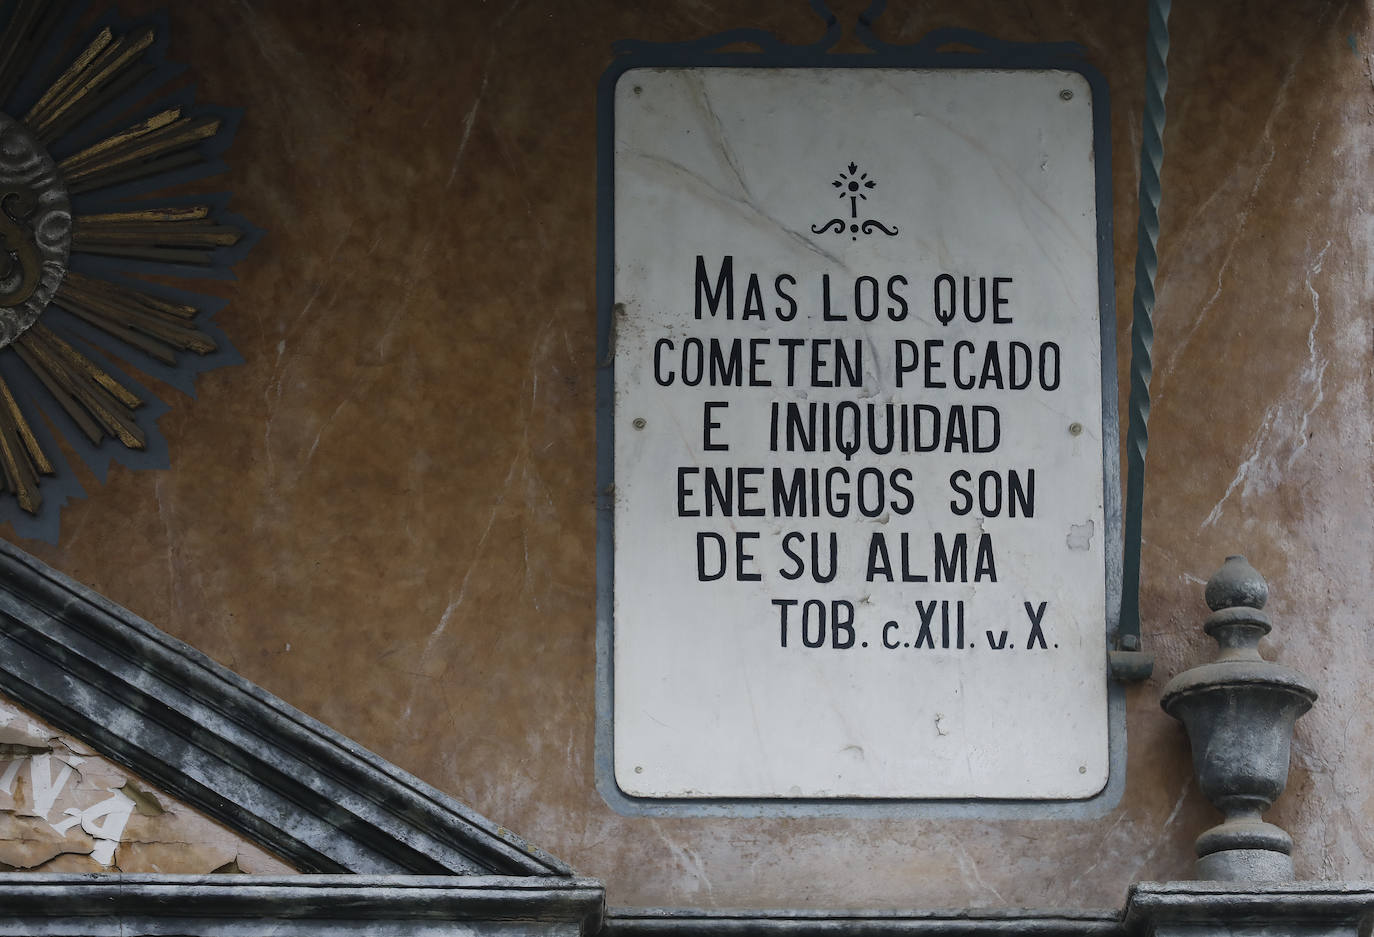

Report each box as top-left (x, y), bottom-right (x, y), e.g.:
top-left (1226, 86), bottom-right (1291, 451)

top-left (118, 782), bottom-right (165, 818)
top-left (0, 697), bottom-right (295, 874)
top-left (50, 789), bottom-right (136, 866)
top-left (0, 708), bottom-right (54, 750)
top-left (1, 750), bottom-right (133, 867)
top-left (1066, 519), bottom-right (1095, 551)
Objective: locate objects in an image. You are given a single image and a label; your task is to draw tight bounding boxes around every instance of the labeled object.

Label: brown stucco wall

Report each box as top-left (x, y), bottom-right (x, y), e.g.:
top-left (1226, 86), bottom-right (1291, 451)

top-left (1, 0), bottom-right (1371, 910)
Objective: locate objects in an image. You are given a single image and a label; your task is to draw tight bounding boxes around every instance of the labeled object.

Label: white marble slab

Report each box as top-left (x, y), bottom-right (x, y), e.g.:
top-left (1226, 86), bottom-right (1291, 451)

top-left (611, 67), bottom-right (1109, 799)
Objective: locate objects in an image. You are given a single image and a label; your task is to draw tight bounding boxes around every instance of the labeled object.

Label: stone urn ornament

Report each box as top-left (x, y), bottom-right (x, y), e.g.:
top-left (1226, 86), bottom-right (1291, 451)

top-left (1161, 555), bottom-right (1318, 881)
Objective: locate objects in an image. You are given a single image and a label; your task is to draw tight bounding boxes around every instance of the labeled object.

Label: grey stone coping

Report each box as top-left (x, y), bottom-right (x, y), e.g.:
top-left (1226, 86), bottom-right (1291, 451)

top-left (1123, 881), bottom-right (1374, 932)
top-left (3, 874), bottom-right (1374, 936)
top-left (604, 908), bottom-right (1121, 936)
top-left (0, 540), bottom-right (571, 876)
top-left (605, 884), bottom-right (1374, 937)
top-left (0, 874), bottom-right (605, 936)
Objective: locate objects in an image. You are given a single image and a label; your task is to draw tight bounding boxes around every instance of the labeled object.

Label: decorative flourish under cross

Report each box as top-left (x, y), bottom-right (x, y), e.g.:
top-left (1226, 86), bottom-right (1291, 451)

top-left (811, 162), bottom-right (898, 241)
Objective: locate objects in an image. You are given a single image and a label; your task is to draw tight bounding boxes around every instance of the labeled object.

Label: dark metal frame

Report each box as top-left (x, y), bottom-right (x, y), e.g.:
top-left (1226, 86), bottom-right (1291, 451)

top-left (594, 2), bottom-right (1125, 817)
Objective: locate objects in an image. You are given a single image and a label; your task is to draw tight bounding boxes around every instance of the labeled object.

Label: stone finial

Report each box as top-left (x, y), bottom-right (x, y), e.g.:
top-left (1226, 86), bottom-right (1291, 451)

top-left (1160, 556), bottom-right (1317, 882)
top-left (1204, 554), bottom-right (1269, 612)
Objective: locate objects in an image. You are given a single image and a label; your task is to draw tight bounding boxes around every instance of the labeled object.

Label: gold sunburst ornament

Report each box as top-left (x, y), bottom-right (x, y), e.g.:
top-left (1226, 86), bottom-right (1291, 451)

top-left (0, 1), bottom-right (254, 541)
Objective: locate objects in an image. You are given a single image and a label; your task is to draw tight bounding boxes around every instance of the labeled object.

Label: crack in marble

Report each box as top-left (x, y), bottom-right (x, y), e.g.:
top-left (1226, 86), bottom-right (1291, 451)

top-left (1287, 239), bottom-right (1332, 469)
top-left (1202, 238), bottom-right (1332, 529)
top-left (1131, 776), bottom-right (1194, 878)
top-left (627, 151), bottom-right (846, 269)
top-left (687, 72), bottom-right (753, 205)
top-left (649, 818), bottom-right (716, 903)
top-left (951, 834), bottom-right (1006, 905)
top-left (1155, 5), bottom-right (1336, 401)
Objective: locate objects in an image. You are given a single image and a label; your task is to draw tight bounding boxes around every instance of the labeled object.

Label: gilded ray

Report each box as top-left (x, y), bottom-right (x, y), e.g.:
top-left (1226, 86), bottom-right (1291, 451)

top-left (0, 374), bottom-right (51, 474)
top-left (63, 114), bottom-right (222, 194)
top-left (13, 328), bottom-right (145, 449)
top-left (23, 27), bottom-right (113, 127)
top-left (26, 27), bottom-right (156, 146)
top-left (77, 206), bottom-right (209, 225)
top-left (57, 107), bottom-right (183, 173)
top-left (0, 374), bottom-right (50, 514)
top-left (28, 321), bottom-right (142, 409)
top-left (0, 0), bottom-right (66, 106)
top-left (72, 203), bottom-right (243, 263)
top-left (56, 272), bottom-right (217, 363)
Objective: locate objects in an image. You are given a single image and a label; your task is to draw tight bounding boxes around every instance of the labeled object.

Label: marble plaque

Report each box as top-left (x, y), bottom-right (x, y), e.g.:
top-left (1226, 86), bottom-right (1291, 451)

top-left (608, 68), bottom-right (1111, 800)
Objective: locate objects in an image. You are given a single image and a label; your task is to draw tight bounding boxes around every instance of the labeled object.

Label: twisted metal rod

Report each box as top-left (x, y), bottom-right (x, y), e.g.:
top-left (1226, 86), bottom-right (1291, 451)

top-left (1118, 0), bottom-right (1171, 662)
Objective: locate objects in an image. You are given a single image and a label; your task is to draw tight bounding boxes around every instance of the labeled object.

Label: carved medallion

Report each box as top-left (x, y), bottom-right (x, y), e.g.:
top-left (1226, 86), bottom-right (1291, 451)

top-left (0, 112), bottom-right (70, 340)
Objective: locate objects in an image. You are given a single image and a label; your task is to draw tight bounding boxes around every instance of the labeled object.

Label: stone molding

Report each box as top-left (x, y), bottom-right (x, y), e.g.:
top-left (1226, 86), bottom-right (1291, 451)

top-left (2, 879), bottom-right (1373, 937)
top-left (0, 541), bottom-right (571, 876)
top-left (603, 909), bottom-right (1120, 936)
top-left (1123, 882), bottom-right (1374, 936)
top-left (0, 874), bottom-right (605, 936)
top-left (604, 885), bottom-right (1374, 937)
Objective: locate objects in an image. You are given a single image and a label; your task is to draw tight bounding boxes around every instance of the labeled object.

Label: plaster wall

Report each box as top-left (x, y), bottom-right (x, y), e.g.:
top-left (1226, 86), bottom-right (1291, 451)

top-left (0, 0), bottom-right (1370, 911)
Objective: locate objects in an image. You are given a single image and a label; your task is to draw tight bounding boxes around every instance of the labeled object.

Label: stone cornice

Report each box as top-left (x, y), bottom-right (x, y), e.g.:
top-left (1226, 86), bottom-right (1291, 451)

top-left (603, 909), bottom-right (1120, 936)
top-left (3, 878), bottom-right (1374, 937)
top-left (0, 541), bottom-right (572, 876)
top-left (1122, 881), bottom-right (1374, 933)
top-left (0, 874), bottom-right (605, 935)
